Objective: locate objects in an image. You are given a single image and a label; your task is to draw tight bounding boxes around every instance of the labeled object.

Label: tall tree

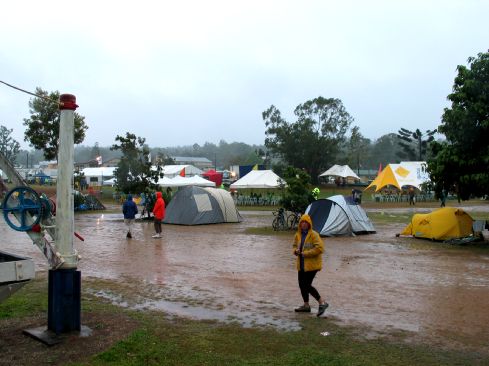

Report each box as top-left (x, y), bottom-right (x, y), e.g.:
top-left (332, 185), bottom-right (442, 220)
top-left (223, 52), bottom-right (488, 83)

top-left (397, 128), bottom-right (436, 161)
top-left (23, 87), bottom-right (88, 161)
top-left (346, 126), bottom-right (370, 173)
top-left (427, 51), bottom-right (489, 200)
top-left (0, 125), bottom-right (20, 163)
top-left (264, 97), bottom-right (353, 182)
top-left (111, 132), bottom-right (162, 194)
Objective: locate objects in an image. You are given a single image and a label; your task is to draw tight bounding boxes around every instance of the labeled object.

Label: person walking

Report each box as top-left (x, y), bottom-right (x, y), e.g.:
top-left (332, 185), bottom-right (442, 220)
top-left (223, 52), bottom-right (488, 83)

top-left (152, 191), bottom-right (166, 238)
top-left (122, 194), bottom-right (138, 239)
top-left (440, 189), bottom-right (447, 207)
top-left (408, 187), bottom-right (416, 205)
top-left (292, 214), bottom-right (329, 317)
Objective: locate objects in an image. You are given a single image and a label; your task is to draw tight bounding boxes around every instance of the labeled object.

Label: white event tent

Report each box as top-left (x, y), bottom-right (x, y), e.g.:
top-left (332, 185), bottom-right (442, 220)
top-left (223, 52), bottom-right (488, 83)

top-left (81, 167), bottom-right (116, 186)
top-left (319, 165), bottom-right (360, 180)
top-left (157, 175), bottom-right (215, 187)
top-left (230, 170), bottom-right (285, 189)
top-left (365, 161), bottom-right (430, 191)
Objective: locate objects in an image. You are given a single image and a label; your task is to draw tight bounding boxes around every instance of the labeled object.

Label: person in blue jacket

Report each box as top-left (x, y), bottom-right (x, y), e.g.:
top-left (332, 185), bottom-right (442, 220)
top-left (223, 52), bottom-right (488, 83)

top-left (122, 194), bottom-right (138, 238)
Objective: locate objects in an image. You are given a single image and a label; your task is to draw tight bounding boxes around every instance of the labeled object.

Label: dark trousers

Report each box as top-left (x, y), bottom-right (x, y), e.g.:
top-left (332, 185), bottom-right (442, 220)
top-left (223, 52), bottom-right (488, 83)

top-left (298, 270), bottom-right (321, 303)
top-left (154, 218), bottom-right (162, 233)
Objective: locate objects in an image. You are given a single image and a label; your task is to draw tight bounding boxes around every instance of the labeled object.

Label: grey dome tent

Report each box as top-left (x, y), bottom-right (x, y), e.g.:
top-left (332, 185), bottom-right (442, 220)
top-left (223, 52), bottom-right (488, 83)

top-left (305, 195), bottom-right (375, 236)
top-left (163, 186), bottom-right (242, 225)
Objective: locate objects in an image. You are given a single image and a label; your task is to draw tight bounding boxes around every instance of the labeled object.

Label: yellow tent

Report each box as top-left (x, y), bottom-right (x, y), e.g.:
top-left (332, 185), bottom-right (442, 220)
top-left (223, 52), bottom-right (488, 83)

top-left (399, 207), bottom-right (474, 241)
top-left (365, 162), bottom-right (429, 192)
top-left (366, 164), bottom-right (401, 191)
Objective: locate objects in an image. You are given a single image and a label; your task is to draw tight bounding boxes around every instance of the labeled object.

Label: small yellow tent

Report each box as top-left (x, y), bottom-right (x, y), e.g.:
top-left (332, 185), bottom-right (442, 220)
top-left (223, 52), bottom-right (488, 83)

top-left (400, 207), bottom-right (474, 241)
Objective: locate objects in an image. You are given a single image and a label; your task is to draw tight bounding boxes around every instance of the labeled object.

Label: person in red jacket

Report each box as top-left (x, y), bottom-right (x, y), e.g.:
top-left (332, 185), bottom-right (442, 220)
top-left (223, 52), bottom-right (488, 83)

top-left (152, 191), bottom-right (165, 238)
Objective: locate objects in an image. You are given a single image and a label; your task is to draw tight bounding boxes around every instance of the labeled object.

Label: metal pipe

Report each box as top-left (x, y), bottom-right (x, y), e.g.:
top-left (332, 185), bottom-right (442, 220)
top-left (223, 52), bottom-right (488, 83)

top-left (55, 94), bottom-right (78, 268)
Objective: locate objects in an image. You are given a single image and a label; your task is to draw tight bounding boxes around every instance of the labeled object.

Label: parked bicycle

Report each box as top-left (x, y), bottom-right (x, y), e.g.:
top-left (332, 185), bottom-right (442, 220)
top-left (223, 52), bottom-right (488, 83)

top-left (272, 207), bottom-right (288, 231)
top-left (287, 211), bottom-right (302, 230)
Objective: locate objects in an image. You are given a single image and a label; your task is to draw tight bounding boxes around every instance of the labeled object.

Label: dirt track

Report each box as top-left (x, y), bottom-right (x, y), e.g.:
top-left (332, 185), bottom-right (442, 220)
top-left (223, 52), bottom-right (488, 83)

top-left (1, 205), bottom-right (489, 354)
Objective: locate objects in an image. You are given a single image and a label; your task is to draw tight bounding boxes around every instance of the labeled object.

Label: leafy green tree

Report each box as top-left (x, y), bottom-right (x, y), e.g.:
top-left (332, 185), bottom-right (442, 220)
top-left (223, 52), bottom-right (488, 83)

top-left (23, 88), bottom-right (88, 161)
top-left (346, 126), bottom-right (370, 173)
top-left (110, 132), bottom-right (163, 194)
top-left (397, 128), bottom-right (436, 161)
top-left (427, 51), bottom-right (489, 200)
top-left (264, 97), bottom-right (353, 183)
top-left (280, 166), bottom-right (314, 213)
top-left (0, 125), bottom-right (20, 163)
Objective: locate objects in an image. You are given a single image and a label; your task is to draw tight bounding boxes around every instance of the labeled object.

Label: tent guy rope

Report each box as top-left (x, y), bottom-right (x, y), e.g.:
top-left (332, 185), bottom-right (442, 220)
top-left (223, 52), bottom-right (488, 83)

top-left (0, 80), bottom-right (61, 105)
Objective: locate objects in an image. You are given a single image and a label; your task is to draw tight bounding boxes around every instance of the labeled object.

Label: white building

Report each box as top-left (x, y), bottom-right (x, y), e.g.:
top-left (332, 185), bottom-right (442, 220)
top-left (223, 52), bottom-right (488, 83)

top-left (81, 167), bottom-right (116, 186)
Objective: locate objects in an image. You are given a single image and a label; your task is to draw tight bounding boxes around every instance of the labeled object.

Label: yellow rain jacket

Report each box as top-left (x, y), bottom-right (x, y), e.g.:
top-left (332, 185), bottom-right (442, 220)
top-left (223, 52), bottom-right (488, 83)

top-left (292, 214), bottom-right (324, 272)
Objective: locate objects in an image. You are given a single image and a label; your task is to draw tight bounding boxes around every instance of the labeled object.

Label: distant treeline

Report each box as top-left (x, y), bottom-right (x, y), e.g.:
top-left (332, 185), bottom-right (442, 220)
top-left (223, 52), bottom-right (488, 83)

top-left (16, 133), bottom-right (412, 171)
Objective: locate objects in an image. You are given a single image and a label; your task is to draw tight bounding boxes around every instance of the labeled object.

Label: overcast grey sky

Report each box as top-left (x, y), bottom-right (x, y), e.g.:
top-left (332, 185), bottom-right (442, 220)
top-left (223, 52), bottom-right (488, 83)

top-left (1, 1), bottom-right (488, 150)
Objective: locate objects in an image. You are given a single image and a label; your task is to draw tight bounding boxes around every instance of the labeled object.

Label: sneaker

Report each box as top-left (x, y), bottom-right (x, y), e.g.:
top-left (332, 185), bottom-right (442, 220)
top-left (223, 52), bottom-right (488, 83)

top-left (126, 232), bottom-right (132, 239)
top-left (294, 305), bottom-right (311, 313)
top-left (317, 302), bottom-right (329, 317)
top-left (152, 234), bottom-right (161, 238)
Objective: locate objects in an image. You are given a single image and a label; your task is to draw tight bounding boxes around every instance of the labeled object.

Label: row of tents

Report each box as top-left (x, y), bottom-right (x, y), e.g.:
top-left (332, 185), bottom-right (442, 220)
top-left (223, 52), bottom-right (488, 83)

top-left (161, 186), bottom-right (483, 243)
top-left (159, 186), bottom-right (376, 234)
top-left (319, 162), bottom-right (430, 192)
top-left (85, 161), bottom-right (429, 192)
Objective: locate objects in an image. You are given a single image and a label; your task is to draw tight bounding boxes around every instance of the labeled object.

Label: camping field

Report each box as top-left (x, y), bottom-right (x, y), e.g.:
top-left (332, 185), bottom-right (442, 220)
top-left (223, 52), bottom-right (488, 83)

top-left (1, 193), bottom-right (488, 365)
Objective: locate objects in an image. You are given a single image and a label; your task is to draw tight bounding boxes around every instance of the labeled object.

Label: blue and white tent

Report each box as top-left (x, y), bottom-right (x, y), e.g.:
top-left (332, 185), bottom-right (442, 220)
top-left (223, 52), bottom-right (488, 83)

top-left (305, 195), bottom-right (375, 236)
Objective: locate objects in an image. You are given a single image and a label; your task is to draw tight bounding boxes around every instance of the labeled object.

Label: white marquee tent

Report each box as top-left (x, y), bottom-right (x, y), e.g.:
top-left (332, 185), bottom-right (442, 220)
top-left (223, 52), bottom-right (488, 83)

top-left (319, 165), bottom-right (360, 180)
top-left (365, 161), bottom-right (430, 191)
top-left (157, 175), bottom-right (215, 187)
top-left (81, 167), bottom-right (116, 185)
top-left (230, 170), bottom-right (285, 189)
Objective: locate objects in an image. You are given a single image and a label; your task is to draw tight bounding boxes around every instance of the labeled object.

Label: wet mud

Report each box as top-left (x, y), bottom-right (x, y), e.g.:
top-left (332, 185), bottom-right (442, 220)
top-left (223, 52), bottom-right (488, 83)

top-left (1, 206), bottom-right (488, 353)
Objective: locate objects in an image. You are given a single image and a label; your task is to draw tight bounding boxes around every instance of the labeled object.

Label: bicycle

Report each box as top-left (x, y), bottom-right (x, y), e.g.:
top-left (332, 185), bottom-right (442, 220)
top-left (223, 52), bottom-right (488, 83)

top-left (287, 211), bottom-right (301, 230)
top-left (272, 207), bottom-right (287, 231)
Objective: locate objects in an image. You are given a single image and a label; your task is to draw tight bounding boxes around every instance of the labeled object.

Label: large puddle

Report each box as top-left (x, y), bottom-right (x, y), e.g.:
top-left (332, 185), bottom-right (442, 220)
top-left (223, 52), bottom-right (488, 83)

top-left (1, 206), bottom-right (488, 352)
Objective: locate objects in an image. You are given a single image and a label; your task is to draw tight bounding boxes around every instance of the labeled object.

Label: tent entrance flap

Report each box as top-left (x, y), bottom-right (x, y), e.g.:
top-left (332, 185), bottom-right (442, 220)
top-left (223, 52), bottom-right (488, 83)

top-left (194, 194), bottom-right (213, 212)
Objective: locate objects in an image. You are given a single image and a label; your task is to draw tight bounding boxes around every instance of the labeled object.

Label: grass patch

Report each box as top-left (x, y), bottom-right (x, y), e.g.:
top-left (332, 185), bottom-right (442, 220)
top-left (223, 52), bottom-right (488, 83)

top-left (369, 212), bottom-right (413, 224)
top-left (238, 205), bottom-right (277, 211)
top-left (0, 275), bottom-right (48, 319)
top-left (74, 312), bottom-right (480, 366)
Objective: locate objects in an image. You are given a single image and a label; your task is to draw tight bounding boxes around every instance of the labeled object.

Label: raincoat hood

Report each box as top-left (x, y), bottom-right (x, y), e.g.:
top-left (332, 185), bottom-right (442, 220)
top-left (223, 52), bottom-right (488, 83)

top-left (127, 194), bottom-right (132, 200)
top-left (156, 192), bottom-right (162, 199)
top-left (297, 214), bottom-right (313, 233)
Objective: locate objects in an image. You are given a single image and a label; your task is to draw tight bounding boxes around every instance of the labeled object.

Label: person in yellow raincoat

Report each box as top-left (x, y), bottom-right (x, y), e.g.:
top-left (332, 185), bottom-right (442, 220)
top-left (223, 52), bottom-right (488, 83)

top-left (292, 214), bottom-right (329, 316)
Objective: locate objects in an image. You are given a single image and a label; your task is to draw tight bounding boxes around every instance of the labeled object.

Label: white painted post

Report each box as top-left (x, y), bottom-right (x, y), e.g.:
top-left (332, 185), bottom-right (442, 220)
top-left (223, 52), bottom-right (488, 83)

top-left (55, 94), bottom-right (78, 269)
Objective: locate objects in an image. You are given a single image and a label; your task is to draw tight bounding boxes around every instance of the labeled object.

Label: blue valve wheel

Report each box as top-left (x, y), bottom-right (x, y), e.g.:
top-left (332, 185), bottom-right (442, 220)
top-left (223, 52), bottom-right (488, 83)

top-left (2, 186), bottom-right (42, 231)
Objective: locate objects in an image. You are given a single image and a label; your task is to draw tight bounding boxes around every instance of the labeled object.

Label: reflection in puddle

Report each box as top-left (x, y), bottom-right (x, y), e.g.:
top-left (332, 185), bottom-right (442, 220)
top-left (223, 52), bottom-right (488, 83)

top-left (91, 289), bottom-right (301, 331)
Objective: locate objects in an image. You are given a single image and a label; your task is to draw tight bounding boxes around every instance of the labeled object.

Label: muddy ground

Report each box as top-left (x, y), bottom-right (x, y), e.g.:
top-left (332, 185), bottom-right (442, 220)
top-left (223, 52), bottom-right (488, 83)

top-left (1, 204), bottom-right (489, 356)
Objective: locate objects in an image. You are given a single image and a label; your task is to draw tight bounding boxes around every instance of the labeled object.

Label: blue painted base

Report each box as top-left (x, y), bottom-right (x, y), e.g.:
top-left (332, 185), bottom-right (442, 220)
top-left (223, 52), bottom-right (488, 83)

top-left (47, 269), bottom-right (81, 334)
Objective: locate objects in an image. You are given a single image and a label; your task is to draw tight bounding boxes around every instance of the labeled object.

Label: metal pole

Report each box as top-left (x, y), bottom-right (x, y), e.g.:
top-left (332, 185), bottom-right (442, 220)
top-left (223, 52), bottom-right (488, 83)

top-left (46, 94), bottom-right (81, 336)
top-left (56, 95), bottom-right (78, 268)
